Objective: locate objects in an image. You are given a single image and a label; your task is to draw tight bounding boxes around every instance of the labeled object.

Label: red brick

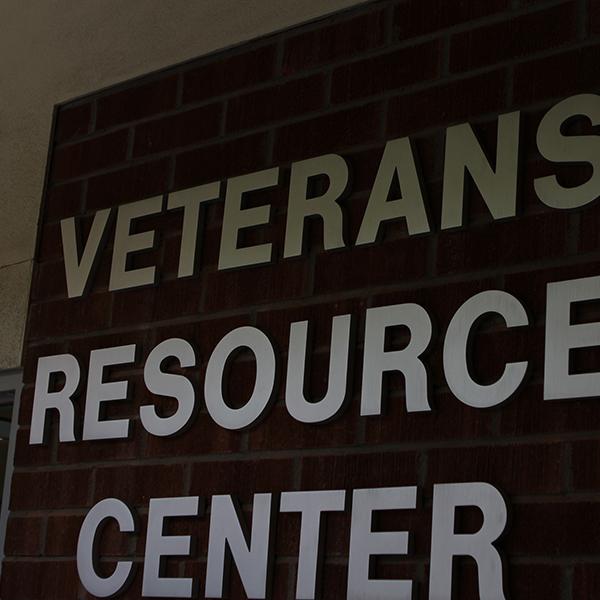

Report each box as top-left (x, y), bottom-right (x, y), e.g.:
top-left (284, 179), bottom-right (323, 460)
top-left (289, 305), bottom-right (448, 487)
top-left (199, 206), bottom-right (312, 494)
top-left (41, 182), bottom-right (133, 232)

top-left (152, 277), bottom-right (203, 321)
top-left (13, 428), bottom-right (53, 467)
top-left (256, 297), bottom-right (366, 351)
top-left (579, 201), bottom-right (600, 253)
top-left (592, 0), bottom-right (600, 34)
top-left (133, 103), bottom-right (222, 157)
top-left (174, 132), bottom-right (269, 190)
top-left (31, 261), bottom-right (66, 301)
top-left (10, 469), bottom-right (91, 510)
top-left (282, 10), bottom-right (386, 74)
top-left (86, 157), bottom-right (170, 211)
top-left (190, 458), bottom-right (294, 502)
top-left (51, 129), bottom-right (129, 181)
top-left (508, 502), bottom-right (600, 555)
top-left (301, 451), bottom-right (419, 489)
top-left (226, 74), bottom-right (327, 133)
top-left (518, 151), bottom-right (597, 218)
top-left (508, 565), bottom-right (563, 600)
top-left (96, 75), bottom-right (177, 129)
top-left (450, 2), bottom-right (578, 73)
top-left (436, 212), bottom-right (568, 275)
top-left (44, 181), bottom-right (83, 221)
top-left (22, 340), bottom-right (67, 386)
top-left (183, 44), bottom-right (276, 104)
top-left (183, 559), bottom-right (290, 600)
top-left (232, 561), bottom-right (290, 600)
top-left (220, 358), bottom-right (267, 406)
top-left (94, 464), bottom-right (186, 505)
top-left (574, 564), bottom-right (600, 598)
top-left (154, 314), bottom-right (251, 357)
top-left (366, 391), bottom-right (497, 445)
top-left (27, 293), bottom-right (112, 339)
top-left (501, 384), bottom-right (600, 436)
top-left (504, 262), bottom-right (600, 317)
top-left (0, 561), bottom-right (78, 600)
top-left (394, 0), bottom-right (510, 39)
top-left (17, 1), bottom-right (600, 588)
top-left (453, 562), bottom-right (562, 599)
top-left (273, 102), bottom-right (384, 164)
top-left (57, 437), bottom-right (138, 464)
top-left (514, 43), bottom-right (600, 105)
top-left (37, 221), bottom-right (62, 262)
top-left (426, 443), bottom-right (563, 495)
top-left (145, 413), bottom-right (241, 457)
top-left (4, 517), bottom-right (43, 556)
top-left (203, 259), bottom-right (308, 312)
top-left (571, 439), bottom-right (600, 491)
top-left (388, 70), bottom-right (508, 137)
top-left (55, 102), bottom-right (91, 143)
top-left (83, 575), bottom-right (141, 600)
top-left (313, 236), bottom-right (429, 294)
top-left (45, 514), bottom-right (130, 559)
top-left (249, 401), bottom-right (358, 451)
top-left (331, 40), bottom-right (440, 104)
top-left (44, 515), bottom-right (82, 557)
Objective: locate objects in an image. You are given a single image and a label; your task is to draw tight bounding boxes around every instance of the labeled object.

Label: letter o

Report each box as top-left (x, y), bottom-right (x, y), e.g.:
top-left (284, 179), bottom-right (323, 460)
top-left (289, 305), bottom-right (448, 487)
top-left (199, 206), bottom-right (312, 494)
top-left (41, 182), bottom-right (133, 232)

top-left (204, 326), bottom-right (276, 430)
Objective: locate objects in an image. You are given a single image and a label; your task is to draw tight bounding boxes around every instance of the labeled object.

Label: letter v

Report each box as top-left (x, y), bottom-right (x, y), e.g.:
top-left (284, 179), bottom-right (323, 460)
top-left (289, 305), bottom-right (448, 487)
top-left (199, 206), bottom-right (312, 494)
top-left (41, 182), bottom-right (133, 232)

top-left (60, 208), bottom-right (112, 298)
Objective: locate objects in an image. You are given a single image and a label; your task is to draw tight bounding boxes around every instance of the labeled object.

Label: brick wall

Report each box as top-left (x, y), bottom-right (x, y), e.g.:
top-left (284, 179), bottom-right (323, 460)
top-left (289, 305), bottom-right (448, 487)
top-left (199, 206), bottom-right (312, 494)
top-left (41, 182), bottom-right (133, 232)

top-left (4, 0), bottom-right (600, 598)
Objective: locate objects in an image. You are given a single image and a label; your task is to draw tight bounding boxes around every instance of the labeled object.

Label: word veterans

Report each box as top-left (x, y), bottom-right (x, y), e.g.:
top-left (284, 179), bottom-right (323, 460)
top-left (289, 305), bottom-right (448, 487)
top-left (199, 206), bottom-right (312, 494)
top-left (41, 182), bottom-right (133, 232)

top-left (78, 482), bottom-right (508, 599)
top-left (61, 93), bottom-right (600, 297)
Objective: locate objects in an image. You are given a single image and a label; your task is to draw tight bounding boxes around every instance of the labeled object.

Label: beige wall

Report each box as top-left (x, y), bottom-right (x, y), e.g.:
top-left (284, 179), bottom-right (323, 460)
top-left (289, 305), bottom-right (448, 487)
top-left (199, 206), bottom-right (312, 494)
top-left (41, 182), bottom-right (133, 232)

top-left (0, 0), bottom-right (365, 369)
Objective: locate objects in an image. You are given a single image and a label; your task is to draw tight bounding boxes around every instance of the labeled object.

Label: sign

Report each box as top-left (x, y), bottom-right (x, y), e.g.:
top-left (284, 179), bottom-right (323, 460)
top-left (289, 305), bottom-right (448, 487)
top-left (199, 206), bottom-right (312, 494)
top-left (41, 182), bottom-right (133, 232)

top-left (24, 91), bottom-right (600, 598)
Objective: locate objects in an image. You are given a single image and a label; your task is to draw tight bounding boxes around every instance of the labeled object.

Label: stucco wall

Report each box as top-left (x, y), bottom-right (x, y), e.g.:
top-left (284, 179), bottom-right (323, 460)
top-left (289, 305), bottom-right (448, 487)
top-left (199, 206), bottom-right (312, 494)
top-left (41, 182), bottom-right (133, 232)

top-left (0, 0), bottom-right (365, 369)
